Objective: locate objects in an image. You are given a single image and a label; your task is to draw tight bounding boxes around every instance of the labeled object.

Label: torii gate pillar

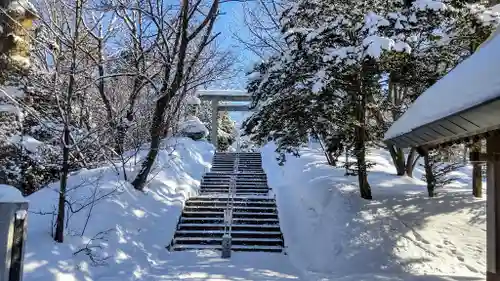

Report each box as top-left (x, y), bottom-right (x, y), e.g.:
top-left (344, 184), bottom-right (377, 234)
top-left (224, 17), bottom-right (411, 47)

top-left (211, 100), bottom-right (219, 146)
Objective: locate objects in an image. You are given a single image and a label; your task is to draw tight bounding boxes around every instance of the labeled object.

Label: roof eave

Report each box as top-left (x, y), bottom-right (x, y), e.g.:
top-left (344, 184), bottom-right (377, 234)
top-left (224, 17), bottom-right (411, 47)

top-left (385, 96), bottom-right (500, 149)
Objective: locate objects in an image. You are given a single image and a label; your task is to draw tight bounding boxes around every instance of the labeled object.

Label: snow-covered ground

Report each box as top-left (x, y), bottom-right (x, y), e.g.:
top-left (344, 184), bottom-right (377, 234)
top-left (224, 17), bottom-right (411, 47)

top-left (262, 143), bottom-right (486, 281)
top-left (22, 137), bottom-right (301, 281)
top-left (19, 136), bottom-right (487, 281)
top-left (24, 138), bottom-right (216, 281)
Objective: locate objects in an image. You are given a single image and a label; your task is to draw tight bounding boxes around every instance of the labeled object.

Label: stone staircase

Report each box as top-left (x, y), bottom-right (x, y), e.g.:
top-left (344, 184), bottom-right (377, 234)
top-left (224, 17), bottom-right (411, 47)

top-left (168, 152), bottom-right (285, 253)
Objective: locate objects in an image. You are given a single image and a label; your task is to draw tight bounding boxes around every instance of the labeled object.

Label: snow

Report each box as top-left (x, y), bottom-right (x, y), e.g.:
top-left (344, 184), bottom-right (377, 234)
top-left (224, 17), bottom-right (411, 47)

top-left (11, 54), bottom-right (30, 68)
top-left (24, 137), bottom-right (301, 280)
top-left (0, 184), bottom-right (26, 202)
top-left (0, 103), bottom-right (20, 113)
top-left (24, 137), bottom-right (215, 281)
top-left (364, 11), bottom-right (390, 33)
top-left (363, 36), bottom-right (411, 59)
top-left (385, 26), bottom-right (500, 141)
top-left (186, 96), bottom-right (201, 105)
top-left (469, 4), bottom-right (500, 26)
top-left (8, 0), bottom-right (31, 15)
top-left (1, 85), bottom-right (25, 98)
top-left (247, 71), bottom-right (262, 81)
top-left (9, 134), bottom-right (43, 153)
top-left (262, 143), bottom-right (486, 280)
top-left (413, 0), bottom-right (447, 11)
top-left (22, 135), bottom-right (487, 280)
top-left (180, 116), bottom-right (208, 134)
top-left (312, 70), bottom-right (327, 94)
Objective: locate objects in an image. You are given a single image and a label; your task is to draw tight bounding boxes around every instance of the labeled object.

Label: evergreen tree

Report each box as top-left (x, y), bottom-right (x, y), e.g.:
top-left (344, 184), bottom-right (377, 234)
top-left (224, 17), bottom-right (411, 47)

top-left (217, 111), bottom-right (236, 151)
top-left (375, 0), bottom-right (499, 178)
top-left (243, 0), bottom-right (416, 199)
top-left (198, 101), bottom-right (236, 151)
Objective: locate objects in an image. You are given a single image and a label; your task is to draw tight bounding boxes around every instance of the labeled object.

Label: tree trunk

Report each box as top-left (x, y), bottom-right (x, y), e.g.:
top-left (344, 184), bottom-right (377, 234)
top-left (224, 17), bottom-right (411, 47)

top-left (55, 0), bottom-right (81, 242)
top-left (388, 145), bottom-right (406, 176)
top-left (472, 163), bottom-right (482, 197)
top-left (115, 119), bottom-right (127, 155)
top-left (471, 142), bottom-right (482, 197)
top-left (405, 147), bottom-right (417, 178)
top-left (317, 133), bottom-right (335, 166)
top-left (355, 89), bottom-right (371, 199)
top-left (55, 123), bottom-right (70, 243)
top-left (131, 100), bottom-right (167, 190)
top-left (423, 151), bottom-right (435, 197)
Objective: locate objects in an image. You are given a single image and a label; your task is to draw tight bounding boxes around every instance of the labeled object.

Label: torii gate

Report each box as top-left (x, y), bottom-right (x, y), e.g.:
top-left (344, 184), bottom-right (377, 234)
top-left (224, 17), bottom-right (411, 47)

top-left (197, 90), bottom-right (252, 147)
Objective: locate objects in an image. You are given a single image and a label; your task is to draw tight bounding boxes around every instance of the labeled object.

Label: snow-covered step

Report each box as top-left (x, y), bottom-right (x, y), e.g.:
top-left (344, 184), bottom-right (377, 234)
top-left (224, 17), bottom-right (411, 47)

top-left (177, 223), bottom-right (281, 231)
top-left (213, 157), bottom-right (261, 160)
top-left (231, 245), bottom-right (282, 252)
top-left (202, 177), bottom-right (268, 181)
top-left (170, 244), bottom-right (283, 253)
top-left (185, 201), bottom-right (276, 207)
top-left (186, 201), bottom-right (274, 207)
top-left (200, 186), bottom-right (269, 190)
top-left (200, 185), bottom-right (269, 189)
top-left (211, 164), bottom-right (262, 167)
top-left (189, 196), bottom-right (275, 202)
top-left (214, 155), bottom-right (261, 158)
top-left (182, 211), bottom-right (277, 218)
top-left (201, 181), bottom-right (268, 186)
top-left (202, 179), bottom-right (267, 183)
top-left (179, 217), bottom-right (280, 224)
top-left (174, 237), bottom-right (283, 246)
top-left (199, 184), bottom-right (269, 189)
top-left (183, 206), bottom-right (276, 213)
top-left (198, 189), bottom-right (268, 194)
top-left (175, 230), bottom-right (282, 238)
top-left (200, 189), bottom-right (269, 194)
top-left (202, 181), bottom-right (268, 185)
top-left (203, 173), bottom-right (267, 178)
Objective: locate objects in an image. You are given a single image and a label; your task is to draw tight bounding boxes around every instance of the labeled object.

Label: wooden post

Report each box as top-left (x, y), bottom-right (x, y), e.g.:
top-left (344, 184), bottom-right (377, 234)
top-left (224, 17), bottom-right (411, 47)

top-left (487, 135), bottom-right (500, 281)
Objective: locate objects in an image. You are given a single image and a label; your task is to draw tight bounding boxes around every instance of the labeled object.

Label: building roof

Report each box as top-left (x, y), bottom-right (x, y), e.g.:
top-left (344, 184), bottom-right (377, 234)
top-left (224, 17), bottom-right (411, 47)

top-left (384, 28), bottom-right (500, 148)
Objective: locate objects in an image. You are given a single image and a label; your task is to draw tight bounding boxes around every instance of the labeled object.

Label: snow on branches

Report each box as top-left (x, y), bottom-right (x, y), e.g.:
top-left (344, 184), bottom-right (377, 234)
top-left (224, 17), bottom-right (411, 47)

top-left (242, 0), bottom-right (500, 198)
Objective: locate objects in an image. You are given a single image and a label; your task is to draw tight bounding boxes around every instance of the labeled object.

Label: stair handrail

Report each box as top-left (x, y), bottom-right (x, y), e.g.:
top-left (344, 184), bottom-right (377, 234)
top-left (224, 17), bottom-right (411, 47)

top-left (222, 135), bottom-right (240, 257)
top-left (229, 155), bottom-right (238, 234)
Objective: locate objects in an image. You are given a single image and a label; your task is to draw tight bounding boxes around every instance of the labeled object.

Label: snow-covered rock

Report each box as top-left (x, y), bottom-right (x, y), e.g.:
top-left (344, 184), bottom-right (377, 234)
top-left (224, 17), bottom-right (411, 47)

top-left (179, 116), bottom-right (209, 140)
top-left (186, 96), bottom-right (201, 105)
top-left (9, 134), bottom-right (42, 153)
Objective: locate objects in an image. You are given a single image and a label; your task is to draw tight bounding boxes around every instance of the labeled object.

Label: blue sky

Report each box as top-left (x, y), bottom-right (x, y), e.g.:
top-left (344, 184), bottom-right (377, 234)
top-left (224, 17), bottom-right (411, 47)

top-left (212, 1), bottom-right (258, 125)
top-left (213, 1), bottom-right (259, 87)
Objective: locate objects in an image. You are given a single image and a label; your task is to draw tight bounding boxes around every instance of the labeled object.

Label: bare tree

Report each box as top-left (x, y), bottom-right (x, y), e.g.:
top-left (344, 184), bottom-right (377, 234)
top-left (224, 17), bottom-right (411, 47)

top-left (234, 0), bottom-right (285, 59)
top-left (110, 0), bottom-right (222, 190)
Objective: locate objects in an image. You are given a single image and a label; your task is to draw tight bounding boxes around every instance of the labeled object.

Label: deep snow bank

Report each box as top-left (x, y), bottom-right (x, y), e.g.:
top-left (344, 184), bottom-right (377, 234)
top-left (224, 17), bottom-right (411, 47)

top-left (24, 137), bottom-right (214, 281)
top-left (262, 144), bottom-right (486, 280)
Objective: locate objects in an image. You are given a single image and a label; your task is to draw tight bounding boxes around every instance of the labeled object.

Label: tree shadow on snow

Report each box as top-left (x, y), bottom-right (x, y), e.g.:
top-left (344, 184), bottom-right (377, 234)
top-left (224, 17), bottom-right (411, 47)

top-left (264, 148), bottom-right (487, 280)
